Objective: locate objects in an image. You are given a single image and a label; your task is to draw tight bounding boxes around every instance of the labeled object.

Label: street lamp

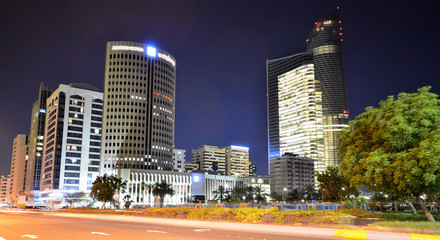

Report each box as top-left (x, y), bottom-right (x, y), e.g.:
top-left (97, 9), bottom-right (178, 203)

top-left (282, 188), bottom-right (287, 203)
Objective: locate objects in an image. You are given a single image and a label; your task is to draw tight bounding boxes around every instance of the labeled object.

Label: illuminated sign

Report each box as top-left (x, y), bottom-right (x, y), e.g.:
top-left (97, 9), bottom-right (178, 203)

top-left (158, 53), bottom-right (176, 66)
top-left (231, 145), bottom-right (249, 151)
top-left (193, 175), bottom-right (200, 183)
top-left (146, 46), bottom-right (157, 57)
top-left (111, 45), bottom-right (144, 52)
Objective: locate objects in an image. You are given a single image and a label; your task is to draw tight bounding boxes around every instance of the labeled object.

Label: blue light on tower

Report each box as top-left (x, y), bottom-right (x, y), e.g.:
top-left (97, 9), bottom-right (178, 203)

top-left (146, 46), bottom-right (157, 57)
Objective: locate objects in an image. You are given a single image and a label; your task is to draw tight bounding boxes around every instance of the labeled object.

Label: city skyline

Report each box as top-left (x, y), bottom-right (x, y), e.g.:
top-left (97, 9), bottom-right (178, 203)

top-left (0, 1), bottom-right (438, 175)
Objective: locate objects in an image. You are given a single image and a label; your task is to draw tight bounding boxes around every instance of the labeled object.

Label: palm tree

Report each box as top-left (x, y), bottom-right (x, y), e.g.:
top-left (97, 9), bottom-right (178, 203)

top-left (303, 185), bottom-right (321, 200)
top-left (287, 188), bottom-right (303, 202)
top-left (212, 185), bottom-right (230, 202)
top-left (230, 187), bottom-right (246, 202)
top-left (152, 180), bottom-right (175, 207)
top-left (254, 185), bottom-right (269, 203)
top-left (141, 182), bottom-right (154, 205)
top-left (245, 186), bottom-right (254, 202)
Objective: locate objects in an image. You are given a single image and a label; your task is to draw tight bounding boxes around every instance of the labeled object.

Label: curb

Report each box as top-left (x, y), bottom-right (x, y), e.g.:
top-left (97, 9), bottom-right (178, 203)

top-left (12, 211), bottom-right (440, 240)
top-left (334, 229), bottom-right (440, 240)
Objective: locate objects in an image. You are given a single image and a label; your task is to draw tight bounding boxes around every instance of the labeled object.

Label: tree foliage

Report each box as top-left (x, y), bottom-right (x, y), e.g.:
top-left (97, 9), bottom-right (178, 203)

top-left (339, 86), bottom-right (440, 221)
top-left (212, 185), bottom-right (230, 202)
top-left (90, 174), bottom-right (127, 209)
top-left (152, 180), bottom-right (175, 207)
top-left (63, 191), bottom-right (86, 208)
top-left (317, 166), bottom-right (358, 205)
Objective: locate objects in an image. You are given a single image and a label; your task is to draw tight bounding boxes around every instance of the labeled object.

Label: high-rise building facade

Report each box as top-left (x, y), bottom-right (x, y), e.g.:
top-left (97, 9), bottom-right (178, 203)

top-left (9, 134), bottom-right (29, 204)
top-left (26, 83), bottom-right (53, 193)
top-left (192, 145), bottom-right (226, 175)
top-left (40, 84), bottom-right (103, 196)
top-left (100, 41), bottom-right (176, 174)
top-left (267, 9), bottom-right (348, 172)
top-left (269, 153), bottom-right (315, 194)
top-left (173, 149), bottom-right (186, 172)
top-left (225, 145), bottom-right (250, 177)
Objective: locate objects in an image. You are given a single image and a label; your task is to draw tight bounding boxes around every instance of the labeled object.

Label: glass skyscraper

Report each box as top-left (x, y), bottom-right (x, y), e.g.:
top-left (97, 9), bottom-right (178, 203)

top-left (267, 9), bottom-right (348, 172)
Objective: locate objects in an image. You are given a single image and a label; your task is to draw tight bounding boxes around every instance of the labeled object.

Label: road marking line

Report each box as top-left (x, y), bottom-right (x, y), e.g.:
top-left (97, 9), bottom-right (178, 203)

top-left (0, 236), bottom-right (6, 240)
top-left (146, 230), bottom-right (167, 234)
top-left (91, 232), bottom-right (110, 236)
top-left (194, 229), bottom-right (212, 232)
top-left (20, 235), bottom-right (39, 239)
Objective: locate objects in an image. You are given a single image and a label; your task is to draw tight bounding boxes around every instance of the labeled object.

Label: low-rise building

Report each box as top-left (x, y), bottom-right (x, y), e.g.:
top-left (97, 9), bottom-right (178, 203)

top-left (173, 149), bottom-right (186, 172)
top-left (269, 153), bottom-right (315, 195)
top-left (0, 175), bottom-right (11, 205)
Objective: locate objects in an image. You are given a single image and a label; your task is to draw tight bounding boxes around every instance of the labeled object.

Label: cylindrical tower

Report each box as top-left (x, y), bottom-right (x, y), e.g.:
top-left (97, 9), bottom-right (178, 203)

top-left (101, 41), bottom-right (176, 174)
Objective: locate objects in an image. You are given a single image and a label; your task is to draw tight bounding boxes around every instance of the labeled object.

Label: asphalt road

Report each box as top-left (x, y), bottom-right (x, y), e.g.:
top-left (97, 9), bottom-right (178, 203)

top-left (0, 211), bottom-right (342, 240)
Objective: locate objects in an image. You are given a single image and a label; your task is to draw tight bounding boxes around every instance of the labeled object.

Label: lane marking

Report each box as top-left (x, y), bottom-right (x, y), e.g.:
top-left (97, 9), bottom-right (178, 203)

top-left (21, 235), bottom-right (39, 239)
top-left (91, 232), bottom-right (110, 236)
top-left (194, 229), bottom-right (211, 232)
top-left (0, 236), bottom-right (6, 240)
top-left (146, 230), bottom-right (167, 234)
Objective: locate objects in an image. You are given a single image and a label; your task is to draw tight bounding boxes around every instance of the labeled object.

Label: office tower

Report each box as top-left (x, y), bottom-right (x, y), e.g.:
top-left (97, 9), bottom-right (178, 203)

top-left (173, 149), bottom-right (186, 172)
top-left (269, 153), bottom-right (315, 194)
top-left (9, 134), bottom-right (29, 205)
top-left (25, 83), bottom-right (53, 193)
top-left (225, 145), bottom-right (250, 177)
top-left (184, 161), bottom-right (199, 172)
top-left (100, 41), bottom-right (176, 174)
top-left (0, 175), bottom-right (11, 205)
top-left (249, 161), bottom-right (257, 176)
top-left (40, 84), bottom-right (103, 196)
top-left (192, 145), bottom-right (226, 175)
top-left (267, 9), bottom-right (348, 172)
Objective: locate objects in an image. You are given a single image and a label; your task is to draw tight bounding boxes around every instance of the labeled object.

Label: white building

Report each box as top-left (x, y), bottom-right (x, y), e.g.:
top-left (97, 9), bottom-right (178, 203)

top-left (191, 173), bottom-right (243, 202)
top-left (40, 83), bottom-right (103, 202)
top-left (173, 149), bottom-right (186, 172)
top-left (120, 169), bottom-right (191, 206)
top-left (0, 175), bottom-right (11, 206)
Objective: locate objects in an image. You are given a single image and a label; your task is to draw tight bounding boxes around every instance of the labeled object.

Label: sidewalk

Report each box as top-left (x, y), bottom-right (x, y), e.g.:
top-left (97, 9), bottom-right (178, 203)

top-left (47, 212), bottom-right (440, 240)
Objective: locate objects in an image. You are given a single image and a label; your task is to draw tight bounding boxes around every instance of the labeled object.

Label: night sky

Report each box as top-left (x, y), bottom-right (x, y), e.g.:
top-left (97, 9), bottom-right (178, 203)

top-left (0, 1), bottom-right (438, 176)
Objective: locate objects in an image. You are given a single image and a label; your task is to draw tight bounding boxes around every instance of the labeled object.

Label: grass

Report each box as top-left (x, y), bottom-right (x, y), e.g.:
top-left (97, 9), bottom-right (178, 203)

top-left (382, 213), bottom-right (440, 222)
top-left (369, 221), bottom-right (440, 235)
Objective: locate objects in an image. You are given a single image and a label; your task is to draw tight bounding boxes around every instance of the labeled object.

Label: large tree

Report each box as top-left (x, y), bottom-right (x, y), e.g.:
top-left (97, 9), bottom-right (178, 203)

top-left (339, 86), bottom-right (440, 222)
top-left (90, 174), bottom-right (127, 209)
top-left (152, 180), bottom-right (175, 207)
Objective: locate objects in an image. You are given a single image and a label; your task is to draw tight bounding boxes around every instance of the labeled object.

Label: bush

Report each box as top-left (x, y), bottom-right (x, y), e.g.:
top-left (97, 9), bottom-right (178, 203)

top-left (230, 207), bottom-right (279, 223)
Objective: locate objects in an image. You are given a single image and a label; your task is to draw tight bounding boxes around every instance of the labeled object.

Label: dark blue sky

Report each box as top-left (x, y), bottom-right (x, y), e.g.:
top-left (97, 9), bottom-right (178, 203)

top-left (0, 0), bottom-right (438, 175)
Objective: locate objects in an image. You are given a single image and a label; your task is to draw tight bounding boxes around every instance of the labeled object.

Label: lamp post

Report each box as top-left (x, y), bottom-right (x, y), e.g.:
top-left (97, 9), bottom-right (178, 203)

top-left (282, 188), bottom-right (287, 203)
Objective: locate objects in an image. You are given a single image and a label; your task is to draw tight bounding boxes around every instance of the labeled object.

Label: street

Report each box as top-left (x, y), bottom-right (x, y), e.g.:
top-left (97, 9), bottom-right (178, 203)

top-left (0, 211), bottom-right (341, 240)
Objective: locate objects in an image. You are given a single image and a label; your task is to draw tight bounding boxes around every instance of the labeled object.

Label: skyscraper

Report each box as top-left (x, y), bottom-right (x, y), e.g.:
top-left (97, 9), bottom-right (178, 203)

top-left (9, 134), bottom-right (29, 205)
top-left (25, 83), bottom-right (52, 193)
top-left (100, 41), bottom-right (176, 174)
top-left (40, 83), bottom-right (103, 196)
top-left (267, 9), bottom-right (348, 172)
